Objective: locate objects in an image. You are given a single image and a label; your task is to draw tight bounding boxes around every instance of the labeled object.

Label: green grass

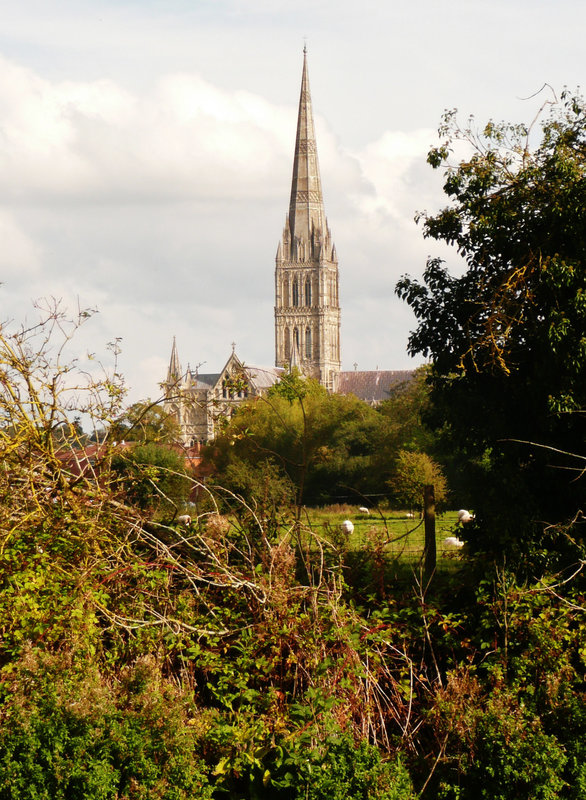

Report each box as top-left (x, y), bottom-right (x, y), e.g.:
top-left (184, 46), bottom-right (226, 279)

top-left (304, 505), bottom-right (466, 568)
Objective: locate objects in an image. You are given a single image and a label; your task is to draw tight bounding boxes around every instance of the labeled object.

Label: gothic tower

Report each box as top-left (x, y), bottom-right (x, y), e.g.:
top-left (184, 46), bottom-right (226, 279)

top-left (274, 48), bottom-right (341, 391)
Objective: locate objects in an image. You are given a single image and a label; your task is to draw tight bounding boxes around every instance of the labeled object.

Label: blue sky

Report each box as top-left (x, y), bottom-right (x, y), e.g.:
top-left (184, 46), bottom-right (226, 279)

top-left (0, 0), bottom-right (583, 402)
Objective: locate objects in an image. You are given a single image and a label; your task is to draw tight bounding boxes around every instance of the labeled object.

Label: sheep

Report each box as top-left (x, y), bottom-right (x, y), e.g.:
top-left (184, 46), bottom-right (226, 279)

top-left (176, 514), bottom-right (192, 526)
top-left (444, 536), bottom-right (465, 548)
top-left (358, 506), bottom-right (369, 514)
top-left (340, 520), bottom-right (354, 535)
top-left (458, 509), bottom-right (475, 524)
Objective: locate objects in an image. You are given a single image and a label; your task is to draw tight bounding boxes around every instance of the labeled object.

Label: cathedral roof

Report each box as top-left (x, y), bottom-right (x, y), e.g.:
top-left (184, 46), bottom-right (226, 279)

top-left (338, 370), bottom-right (414, 405)
top-left (188, 372), bottom-right (221, 389)
top-left (186, 363), bottom-right (283, 393)
top-left (244, 365), bottom-right (284, 390)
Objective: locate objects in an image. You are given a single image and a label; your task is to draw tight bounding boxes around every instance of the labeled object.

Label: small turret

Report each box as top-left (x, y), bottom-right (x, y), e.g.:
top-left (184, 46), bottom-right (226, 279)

top-left (166, 337), bottom-right (183, 392)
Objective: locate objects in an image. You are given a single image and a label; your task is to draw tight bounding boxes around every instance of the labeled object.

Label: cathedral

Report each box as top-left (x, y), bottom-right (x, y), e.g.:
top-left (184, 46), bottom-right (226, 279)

top-left (163, 49), bottom-right (411, 445)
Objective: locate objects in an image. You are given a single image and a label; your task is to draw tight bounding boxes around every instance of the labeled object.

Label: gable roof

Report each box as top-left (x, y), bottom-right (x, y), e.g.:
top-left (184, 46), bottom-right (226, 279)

top-left (244, 365), bottom-right (285, 390)
top-left (338, 370), bottom-right (414, 405)
top-left (187, 355), bottom-right (283, 395)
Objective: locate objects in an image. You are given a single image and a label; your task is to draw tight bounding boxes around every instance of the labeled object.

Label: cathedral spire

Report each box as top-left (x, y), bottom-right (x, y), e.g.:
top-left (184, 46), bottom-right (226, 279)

top-left (274, 50), bottom-right (340, 391)
top-left (288, 48), bottom-right (327, 254)
top-left (166, 336), bottom-right (183, 386)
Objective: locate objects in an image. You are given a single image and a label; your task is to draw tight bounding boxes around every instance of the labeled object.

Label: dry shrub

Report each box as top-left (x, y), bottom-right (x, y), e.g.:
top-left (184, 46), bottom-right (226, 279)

top-left (205, 513), bottom-right (231, 537)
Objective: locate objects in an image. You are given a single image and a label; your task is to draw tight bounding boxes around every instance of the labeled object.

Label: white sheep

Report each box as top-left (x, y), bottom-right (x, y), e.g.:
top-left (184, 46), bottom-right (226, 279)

top-left (358, 506), bottom-right (369, 514)
top-left (176, 514), bottom-right (192, 526)
top-left (458, 509), bottom-right (475, 524)
top-left (444, 536), bottom-right (465, 548)
top-left (340, 520), bottom-right (354, 535)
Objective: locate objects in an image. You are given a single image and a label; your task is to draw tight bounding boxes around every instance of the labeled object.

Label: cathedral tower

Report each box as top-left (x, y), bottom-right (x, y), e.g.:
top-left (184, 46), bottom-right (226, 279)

top-left (274, 48), bottom-right (341, 390)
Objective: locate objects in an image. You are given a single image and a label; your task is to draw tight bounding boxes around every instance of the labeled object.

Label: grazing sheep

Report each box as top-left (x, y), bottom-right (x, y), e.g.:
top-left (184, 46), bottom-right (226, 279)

top-left (359, 506), bottom-right (369, 514)
top-left (340, 520), bottom-right (354, 535)
top-left (458, 509), bottom-right (475, 524)
top-left (176, 514), bottom-right (192, 526)
top-left (444, 536), bottom-right (465, 548)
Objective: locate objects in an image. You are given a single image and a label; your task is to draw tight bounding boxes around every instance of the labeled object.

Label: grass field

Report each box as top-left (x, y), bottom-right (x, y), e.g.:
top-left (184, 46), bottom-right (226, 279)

top-left (304, 506), bottom-right (466, 572)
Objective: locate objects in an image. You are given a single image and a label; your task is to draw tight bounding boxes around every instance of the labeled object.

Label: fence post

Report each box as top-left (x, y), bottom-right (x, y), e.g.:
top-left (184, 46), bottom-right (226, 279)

top-left (423, 483), bottom-right (436, 580)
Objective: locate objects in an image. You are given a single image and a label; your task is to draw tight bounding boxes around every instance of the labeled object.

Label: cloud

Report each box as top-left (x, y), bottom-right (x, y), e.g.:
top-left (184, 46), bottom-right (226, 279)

top-left (0, 55), bottom-right (298, 203)
top-left (0, 210), bottom-right (42, 277)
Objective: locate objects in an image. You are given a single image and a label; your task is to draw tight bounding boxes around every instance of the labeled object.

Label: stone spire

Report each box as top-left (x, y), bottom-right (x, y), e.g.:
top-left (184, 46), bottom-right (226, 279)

top-left (287, 46), bottom-right (328, 255)
top-left (166, 336), bottom-right (182, 386)
top-left (274, 49), bottom-right (341, 391)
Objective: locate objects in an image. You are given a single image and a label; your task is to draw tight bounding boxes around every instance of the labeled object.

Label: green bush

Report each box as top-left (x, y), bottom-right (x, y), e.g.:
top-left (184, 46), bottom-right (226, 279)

top-left (294, 733), bottom-right (415, 800)
top-left (112, 443), bottom-right (191, 514)
top-left (437, 689), bottom-right (567, 800)
top-left (0, 649), bottom-right (212, 800)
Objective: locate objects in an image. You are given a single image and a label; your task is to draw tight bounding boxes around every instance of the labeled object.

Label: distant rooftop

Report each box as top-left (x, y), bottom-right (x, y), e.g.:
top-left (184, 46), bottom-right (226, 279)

top-left (188, 365), bottom-right (284, 392)
top-left (338, 370), bottom-right (414, 405)
top-left (245, 365), bottom-right (285, 390)
top-left (188, 372), bottom-right (222, 390)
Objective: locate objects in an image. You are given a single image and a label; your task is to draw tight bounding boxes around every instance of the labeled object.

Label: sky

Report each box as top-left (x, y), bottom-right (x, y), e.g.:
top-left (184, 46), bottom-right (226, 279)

top-left (1, 0), bottom-right (584, 405)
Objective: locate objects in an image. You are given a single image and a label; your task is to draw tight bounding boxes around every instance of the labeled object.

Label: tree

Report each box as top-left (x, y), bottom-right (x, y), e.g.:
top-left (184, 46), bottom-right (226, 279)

top-left (388, 450), bottom-right (448, 512)
top-left (396, 90), bottom-right (586, 565)
top-left (111, 443), bottom-right (190, 514)
top-left (108, 399), bottom-right (181, 444)
top-left (377, 366), bottom-right (436, 455)
top-left (203, 373), bottom-right (393, 509)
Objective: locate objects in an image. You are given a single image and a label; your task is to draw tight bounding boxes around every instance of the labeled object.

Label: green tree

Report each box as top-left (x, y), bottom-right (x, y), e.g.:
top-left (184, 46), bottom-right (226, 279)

top-left (112, 442), bottom-right (190, 514)
top-left (204, 373), bottom-right (393, 509)
top-left (109, 399), bottom-right (181, 445)
top-left (377, 365), bottom-right (436, 455)
top-left (396, 90), bottom-right (586, 566)
top-left (388, 449), bottom-right (448, 512)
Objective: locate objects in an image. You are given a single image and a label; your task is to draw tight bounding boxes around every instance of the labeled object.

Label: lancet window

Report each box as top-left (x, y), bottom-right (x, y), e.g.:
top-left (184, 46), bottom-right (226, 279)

top-left (284, 327), bottom-right (290, 360)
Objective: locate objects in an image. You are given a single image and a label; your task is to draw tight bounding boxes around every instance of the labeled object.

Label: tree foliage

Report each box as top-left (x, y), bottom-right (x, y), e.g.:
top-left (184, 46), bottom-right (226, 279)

top-left (204, 373), bottom-right (396, 508)
top-left (396, 90), bottom-right (586, 564)
top-left (108, 399), bottom-right (181, 444)
top-left (388, 450), bottom-right (448, 511)
top-left (1, 301), bottom-right (586, 799)
top-left (112, 442), bottom-right (191, 514)
top-left (377, 366), bottom-right (437, 455)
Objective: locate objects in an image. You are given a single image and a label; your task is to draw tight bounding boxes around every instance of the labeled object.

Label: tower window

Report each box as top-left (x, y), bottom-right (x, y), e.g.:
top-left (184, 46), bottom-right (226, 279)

top-left (292, 277), bottom-right (299, 307)
top-left (305, 278), bottom-right (312, 306)
top-left (305, 327), bottom-right (312, 359)
top-left (284, 327), bottom-right (290, 360)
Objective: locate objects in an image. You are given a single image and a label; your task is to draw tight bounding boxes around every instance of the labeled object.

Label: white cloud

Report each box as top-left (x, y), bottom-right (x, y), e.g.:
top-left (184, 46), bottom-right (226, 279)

top-left (0, 57), bottom-right (297, 203)
top-left (0, 210), bottom-right (42, 277)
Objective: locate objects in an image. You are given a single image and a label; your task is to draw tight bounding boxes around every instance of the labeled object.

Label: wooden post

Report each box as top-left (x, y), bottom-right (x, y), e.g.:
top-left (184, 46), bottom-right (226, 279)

top-left (423, 484), bottom-right (436, 580)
